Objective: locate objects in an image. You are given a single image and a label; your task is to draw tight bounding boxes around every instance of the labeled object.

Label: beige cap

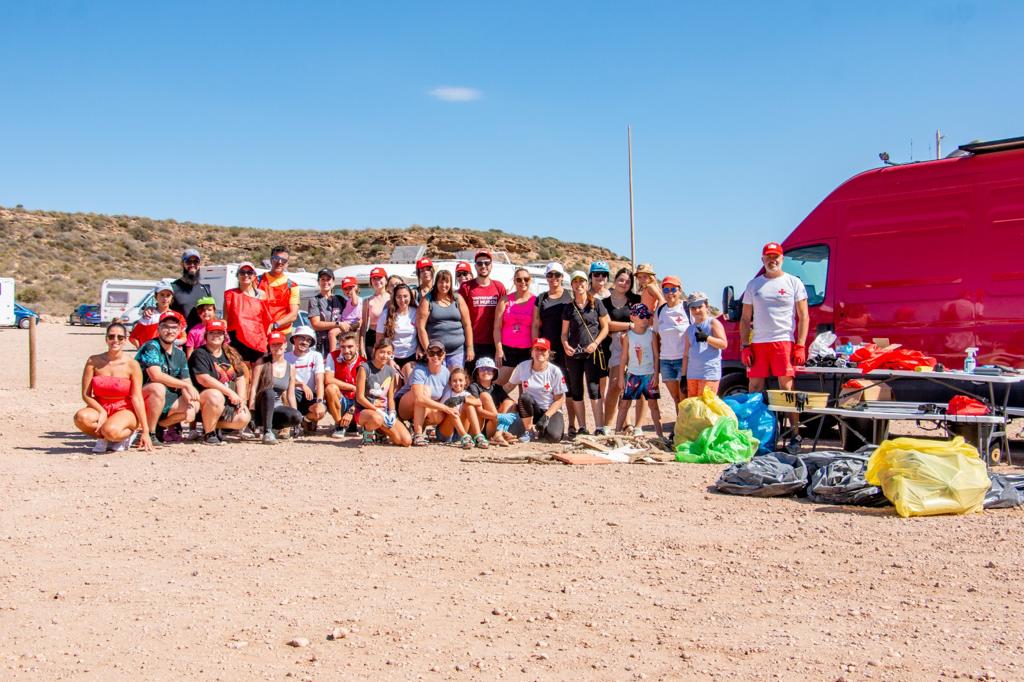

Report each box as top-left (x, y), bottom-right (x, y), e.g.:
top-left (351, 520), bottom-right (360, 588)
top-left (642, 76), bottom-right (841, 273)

top-left (635, 263), bottom-right (656, 276)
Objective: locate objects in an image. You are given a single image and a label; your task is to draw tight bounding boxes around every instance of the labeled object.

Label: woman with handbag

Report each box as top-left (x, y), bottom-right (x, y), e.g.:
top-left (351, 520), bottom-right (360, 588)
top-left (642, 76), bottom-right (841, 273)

top-left (560, 270), bottom-right (610, 436)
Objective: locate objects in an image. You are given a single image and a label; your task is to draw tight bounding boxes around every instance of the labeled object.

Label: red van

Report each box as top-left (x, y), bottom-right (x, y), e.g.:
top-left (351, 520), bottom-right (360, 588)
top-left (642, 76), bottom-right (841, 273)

top-left (719, 136), bottom-right (1024, 405)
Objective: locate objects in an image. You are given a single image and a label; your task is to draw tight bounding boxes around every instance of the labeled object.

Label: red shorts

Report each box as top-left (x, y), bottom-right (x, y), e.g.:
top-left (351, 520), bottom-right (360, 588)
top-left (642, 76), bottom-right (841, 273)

top-left (747, 341), bottom-right (794, 379)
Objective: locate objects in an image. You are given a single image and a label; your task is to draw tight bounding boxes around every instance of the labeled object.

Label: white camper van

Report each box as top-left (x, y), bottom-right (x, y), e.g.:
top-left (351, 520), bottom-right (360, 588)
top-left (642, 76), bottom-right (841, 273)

top-left (100, 279), bottom-right (160, 323)
top-left (117, 278), bottom-right (175, 326)
top-left (0, 278), bottom-right (15, 327)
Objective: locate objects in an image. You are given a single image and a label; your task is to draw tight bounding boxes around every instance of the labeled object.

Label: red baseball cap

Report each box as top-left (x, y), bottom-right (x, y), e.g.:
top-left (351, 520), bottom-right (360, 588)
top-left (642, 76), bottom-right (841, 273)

top-left (159, 311), bottom-right (182, 325)
top-left (416, 258), bottom-right (433, 272)
top-left (661, 275), bottom-right (682, 288)
top-left (341, 276), bottom-right (358, 289)
top-left (369, 267), bottom-right (387, 279)
top-left (267, 331), bottom-right (287, 345)
top-left (205, 319), bottom-right (227, 333)
top-left (532, 337), bottom-right (551, 351)
top-left (762, 242), bottom-right (784, 256)
top-left (455, 261), bottom-right (472, 274)
top-left (474, 249), bottom-right (492, 262)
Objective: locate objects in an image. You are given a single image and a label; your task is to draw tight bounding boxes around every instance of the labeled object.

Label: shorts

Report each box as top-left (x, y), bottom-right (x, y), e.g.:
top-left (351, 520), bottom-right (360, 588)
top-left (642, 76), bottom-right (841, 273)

top-left (161, 389), bottom-right (182, 418)
top-left (501, 346), bottom-right (532, 368)
top-left (228, 331), bottom-right (266, 363)
top-left (97, 398), bottom-right (131, 418)
top-left (339, 395), bottom-right (355, 414)
top-left (622, 373), bottom-right (660, 401)
top-left (294, 389), bottom-right (319, 416)
top-left (660, 358), bottom-right (683, 382)
top-left (395, 354), bottom-right (418, 369)
top-left (747, 341), bottom-right (794, 379)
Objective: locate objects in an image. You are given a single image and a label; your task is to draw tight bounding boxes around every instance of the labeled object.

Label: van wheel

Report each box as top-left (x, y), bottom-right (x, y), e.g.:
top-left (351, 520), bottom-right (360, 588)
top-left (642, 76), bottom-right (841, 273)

top-left (18, 318), bottom-right (30, 329)
top-left (717, 372), bottom-right (749, 397)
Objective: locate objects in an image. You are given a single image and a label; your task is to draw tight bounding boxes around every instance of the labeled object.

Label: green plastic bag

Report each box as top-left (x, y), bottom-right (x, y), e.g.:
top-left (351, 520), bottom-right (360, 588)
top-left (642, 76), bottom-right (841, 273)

top-left (675, 418), bottom-right (759, 464)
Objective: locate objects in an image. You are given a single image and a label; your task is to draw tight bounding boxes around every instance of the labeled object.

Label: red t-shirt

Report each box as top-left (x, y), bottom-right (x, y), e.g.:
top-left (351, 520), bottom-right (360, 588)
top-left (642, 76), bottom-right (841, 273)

top-left (130, 310), bottom-right (186, 348)
top-left (459, 279), bottom-right (506, 346)
top-left (328, 351), bottom-right (364, 400)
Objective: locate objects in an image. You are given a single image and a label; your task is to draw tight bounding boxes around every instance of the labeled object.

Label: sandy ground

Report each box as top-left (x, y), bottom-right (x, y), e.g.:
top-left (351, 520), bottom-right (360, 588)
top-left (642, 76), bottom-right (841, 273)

top-left (1, 324), bottom-right (1023, 681)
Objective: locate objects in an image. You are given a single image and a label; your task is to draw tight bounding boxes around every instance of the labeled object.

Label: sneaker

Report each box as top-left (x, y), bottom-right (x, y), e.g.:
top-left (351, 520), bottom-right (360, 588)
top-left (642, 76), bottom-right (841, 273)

top-left (594, 427), bottom-right (608, 436)
top-left (277, 428), bottom-right (292, 441)
top-left (161, 426), bottom-right (183, 444)
top-left (109, 431), bottom-right (139, 452)
top-left (518, 431), bottom-right (533, 444)
top-left (345, 420), bottom-right (359, 435)
top-left (262, 430), bottom-right (278, 445)
top-left (202, 431), bottom-right (224, 446)
top-left (238, 425), bottom-right (258, 441)
top-left (567, 426), bottom-right (577, 439)
top-left (91, 439), bottom-right (109, 454)
top-left (360, 430), bottom-right (376, 446)
top-left (575, 428), bottom-right (590, 437)
top-left (331, 424), bottom-right (347, 439)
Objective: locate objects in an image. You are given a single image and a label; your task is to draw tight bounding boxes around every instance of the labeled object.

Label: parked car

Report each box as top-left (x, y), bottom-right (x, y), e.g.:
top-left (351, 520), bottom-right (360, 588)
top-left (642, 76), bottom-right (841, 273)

top-left (69, 304), bottom-right (101, 326)
top-left (14, 303), bottom-right (40, 329)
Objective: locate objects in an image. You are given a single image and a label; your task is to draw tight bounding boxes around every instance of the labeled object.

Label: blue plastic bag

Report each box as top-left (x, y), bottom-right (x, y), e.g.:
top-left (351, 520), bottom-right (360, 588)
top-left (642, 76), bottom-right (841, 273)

top-left (724, 392), bottom-right (776, 455)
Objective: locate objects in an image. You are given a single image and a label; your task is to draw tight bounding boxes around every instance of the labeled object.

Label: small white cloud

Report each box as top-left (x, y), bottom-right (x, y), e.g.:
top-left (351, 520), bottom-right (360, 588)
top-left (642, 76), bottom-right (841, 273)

top-left (428, 86), bottom-right (482, 102)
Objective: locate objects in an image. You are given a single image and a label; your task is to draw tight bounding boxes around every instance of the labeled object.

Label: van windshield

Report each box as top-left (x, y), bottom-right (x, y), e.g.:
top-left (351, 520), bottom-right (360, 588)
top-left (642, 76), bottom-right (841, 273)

top-left (782, 244), bottom-right (828, 306)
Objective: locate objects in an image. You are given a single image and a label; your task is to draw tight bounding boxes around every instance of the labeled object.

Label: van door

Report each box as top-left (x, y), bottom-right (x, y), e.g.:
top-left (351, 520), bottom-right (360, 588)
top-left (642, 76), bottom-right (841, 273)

top-left (976, 179), bottom-right (1024, 367)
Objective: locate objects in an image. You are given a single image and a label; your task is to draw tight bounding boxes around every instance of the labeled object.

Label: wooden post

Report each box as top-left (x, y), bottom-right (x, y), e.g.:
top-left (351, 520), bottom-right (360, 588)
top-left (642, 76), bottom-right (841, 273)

top-left (627, 125), bottom-right (636, 271)
top-left (28, 316), bottom-right (37, 389)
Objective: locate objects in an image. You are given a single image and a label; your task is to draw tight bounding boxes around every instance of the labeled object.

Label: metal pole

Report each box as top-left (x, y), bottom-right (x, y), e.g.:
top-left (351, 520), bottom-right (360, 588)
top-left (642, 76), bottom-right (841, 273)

top-left (627, 125), bottom-right (636, 270)
top-left (28, 316), bottom-right (37, 389)
top-left (936, 128), bottom-right (943, 159)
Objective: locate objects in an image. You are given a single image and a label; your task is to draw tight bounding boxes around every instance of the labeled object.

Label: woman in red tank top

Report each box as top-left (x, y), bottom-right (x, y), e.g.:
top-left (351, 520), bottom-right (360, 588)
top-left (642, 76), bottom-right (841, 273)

top-left (224, 263), bottom-right (272, 368)
top-left (74, 322), bottom-right (152, 454)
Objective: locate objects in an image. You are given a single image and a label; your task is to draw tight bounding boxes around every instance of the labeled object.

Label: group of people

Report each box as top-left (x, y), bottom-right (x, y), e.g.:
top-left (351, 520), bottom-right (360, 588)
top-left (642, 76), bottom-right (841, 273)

top-left (75, 241), bottom-right (809, 452)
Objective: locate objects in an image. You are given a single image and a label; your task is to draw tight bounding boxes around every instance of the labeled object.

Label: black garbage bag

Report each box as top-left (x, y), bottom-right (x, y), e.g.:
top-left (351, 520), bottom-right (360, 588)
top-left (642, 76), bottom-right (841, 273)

top-left (806, 456), bottom-right (890, 507)
top-left (984, 473), bottom-right (1024, 509)
top-left (714, 453), bottom-right (808, 497)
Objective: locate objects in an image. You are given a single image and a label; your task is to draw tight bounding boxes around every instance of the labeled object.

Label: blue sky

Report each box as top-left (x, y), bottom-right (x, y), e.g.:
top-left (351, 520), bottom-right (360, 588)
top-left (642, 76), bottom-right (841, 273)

top-left (2, 1), bottom-right (1022, 298)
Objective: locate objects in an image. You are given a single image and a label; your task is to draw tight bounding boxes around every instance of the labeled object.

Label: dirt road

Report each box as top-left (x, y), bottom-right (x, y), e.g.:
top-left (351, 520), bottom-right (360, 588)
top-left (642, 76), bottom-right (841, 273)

top-left (1, 325), bottom-right (1022, 680)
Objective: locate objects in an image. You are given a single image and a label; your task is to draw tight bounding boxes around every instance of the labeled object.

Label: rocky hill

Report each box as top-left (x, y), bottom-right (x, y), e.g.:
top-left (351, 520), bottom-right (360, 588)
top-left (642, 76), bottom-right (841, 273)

top-left (0, 206), bottom-right (627, 315)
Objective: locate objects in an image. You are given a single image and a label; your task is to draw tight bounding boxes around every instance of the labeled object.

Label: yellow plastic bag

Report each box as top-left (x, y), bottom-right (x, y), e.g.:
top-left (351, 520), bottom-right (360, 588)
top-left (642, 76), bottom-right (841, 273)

top-left (865, 436), bottom-right (989, 518)
top-left (673, 387), bottom-right (735, 446)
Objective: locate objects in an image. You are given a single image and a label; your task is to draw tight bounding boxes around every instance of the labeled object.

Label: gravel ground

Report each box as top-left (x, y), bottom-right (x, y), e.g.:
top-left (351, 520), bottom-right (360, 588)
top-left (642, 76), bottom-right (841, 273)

top-left (1, 324), bottom-right (1023, 681)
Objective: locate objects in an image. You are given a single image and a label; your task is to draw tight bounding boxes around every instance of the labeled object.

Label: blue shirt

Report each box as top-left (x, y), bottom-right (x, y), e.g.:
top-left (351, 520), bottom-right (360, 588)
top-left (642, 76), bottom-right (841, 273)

top-left (136, 339), bottom-right (190, 385)
top-left (395, 363), bottom-right (450, 401)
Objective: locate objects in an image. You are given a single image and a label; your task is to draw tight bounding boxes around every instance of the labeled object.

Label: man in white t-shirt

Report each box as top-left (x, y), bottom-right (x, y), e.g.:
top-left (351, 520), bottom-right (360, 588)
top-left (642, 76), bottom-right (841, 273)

top-left (284, 325), bottom-right (327, 434)
top-left (740, 242), bottom-right (809, 394)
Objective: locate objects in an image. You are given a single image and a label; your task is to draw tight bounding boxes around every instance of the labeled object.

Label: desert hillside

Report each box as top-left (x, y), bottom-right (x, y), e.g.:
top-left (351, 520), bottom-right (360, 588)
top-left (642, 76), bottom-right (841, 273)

top-left (0, 206), bottom-right (626, 315)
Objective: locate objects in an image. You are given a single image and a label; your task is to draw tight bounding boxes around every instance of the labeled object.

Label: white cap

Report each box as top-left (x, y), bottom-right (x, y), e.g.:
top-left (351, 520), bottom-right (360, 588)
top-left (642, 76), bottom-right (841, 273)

top-left (290, 325), bottom-right (316, 341)
top-left (569, 270), bottom-right (588, 282)
top-left (545, 262), bottom-right (565, 276)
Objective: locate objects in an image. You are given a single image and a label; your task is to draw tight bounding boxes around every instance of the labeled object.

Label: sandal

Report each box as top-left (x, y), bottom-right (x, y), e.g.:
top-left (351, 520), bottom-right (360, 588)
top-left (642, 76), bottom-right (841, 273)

top-left (412, 433), bottom-right (428, 447)
top-left (474, 434), bottom-right (489, 449)
top-left (360, 430), bottom-right (376, 446)
top-left (460, 434), bottom-right (474, 450)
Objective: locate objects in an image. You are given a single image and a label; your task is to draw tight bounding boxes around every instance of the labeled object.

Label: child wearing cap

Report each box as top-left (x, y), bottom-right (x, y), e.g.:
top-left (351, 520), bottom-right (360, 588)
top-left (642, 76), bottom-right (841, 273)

top-left (185, 296), bottom-right (218, 358)
top-left (683, 292), bottom-right (727, 397)
top-left (131, 285), bottom-right (185, 347)
top-left (615, 303), bottom-right (666, 441)
top-left (468, 357), bottom-right (518, 446)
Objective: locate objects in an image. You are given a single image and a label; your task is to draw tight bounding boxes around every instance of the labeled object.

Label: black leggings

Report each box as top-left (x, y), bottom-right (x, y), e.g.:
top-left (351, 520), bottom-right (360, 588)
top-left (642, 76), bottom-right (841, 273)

top-left (564, 353), bottom-right (602, 401)
top-left (517, 393), bottom-right (565, 443)
top-left (256, 388), bottom-right (303, 431)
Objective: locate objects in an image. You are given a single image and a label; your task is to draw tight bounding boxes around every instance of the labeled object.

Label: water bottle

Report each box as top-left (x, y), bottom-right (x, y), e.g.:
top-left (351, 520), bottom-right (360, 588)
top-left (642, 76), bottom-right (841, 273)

top-left (964, 347), bottom-right (978, 374)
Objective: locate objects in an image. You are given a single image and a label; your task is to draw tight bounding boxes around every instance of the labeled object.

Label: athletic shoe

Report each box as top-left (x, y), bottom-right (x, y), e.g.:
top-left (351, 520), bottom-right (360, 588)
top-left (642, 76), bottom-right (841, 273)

top-left (109, 432), bottom-right (139, 452)
top-left (238, 425), bottom-right (258, 441)
top-left (331, 425), bottom-right (347, 439)
top-left (345, 420), bottom-right (359, 435)
top-left (262, 430), bottom-right (278, 445)
top-left (277, 428), bottom-right (292, 441)
top-left (786, 435), bottom-right (803, 455)
top-left (202, 431), bottom-right (224, 446)
top-left (161, 426), bottom-right (183, 444)
top-left (594, 427), bottom-right (609, 436)
top-left (301, 419), bottom-right (318, 436)
top-left (575, 428), bottom-right (590, 437)
top-left (518, 431), bottom-right (533, 444)
top-left (91, 439), bottom-right (109, 454)
top-left (567, 426), bottom-right (577, 439)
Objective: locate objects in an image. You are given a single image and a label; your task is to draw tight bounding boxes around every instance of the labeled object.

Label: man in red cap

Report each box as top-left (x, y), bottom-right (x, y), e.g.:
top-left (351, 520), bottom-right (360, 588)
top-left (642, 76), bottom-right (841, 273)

top-left (459, 248), bottom-right (506, 371)
top-left (740, 242), bottom-right (809, 445)
top-left (414, 258), bottom-right (434, 306)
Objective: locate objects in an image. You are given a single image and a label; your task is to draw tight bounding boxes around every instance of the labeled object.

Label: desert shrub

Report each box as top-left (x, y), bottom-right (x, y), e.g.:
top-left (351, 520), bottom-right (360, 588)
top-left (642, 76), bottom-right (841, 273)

top-left (32, 229), bottom-right (45, 239)
top-left (128, 225), bottom-right (150, 242)
top-left (19, 286), bottom-right (42, 303)
top-left (56, 216), bottom-right (75, 232)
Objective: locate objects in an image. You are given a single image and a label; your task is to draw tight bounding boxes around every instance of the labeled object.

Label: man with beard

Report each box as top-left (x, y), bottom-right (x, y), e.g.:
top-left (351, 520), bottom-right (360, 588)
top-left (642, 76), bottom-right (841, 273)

top-left (171, 248), bottom-right (213, 332)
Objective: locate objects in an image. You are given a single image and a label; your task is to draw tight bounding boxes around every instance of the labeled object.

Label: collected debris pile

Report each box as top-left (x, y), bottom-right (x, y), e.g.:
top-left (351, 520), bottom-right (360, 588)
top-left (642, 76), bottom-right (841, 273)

top-left (461, 434), bottom-right (674, 465)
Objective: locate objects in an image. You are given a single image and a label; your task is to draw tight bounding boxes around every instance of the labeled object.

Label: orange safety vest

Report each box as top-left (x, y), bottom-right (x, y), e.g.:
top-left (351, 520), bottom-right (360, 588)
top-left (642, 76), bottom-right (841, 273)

top-left (256, 274), bottom-right (297, 334)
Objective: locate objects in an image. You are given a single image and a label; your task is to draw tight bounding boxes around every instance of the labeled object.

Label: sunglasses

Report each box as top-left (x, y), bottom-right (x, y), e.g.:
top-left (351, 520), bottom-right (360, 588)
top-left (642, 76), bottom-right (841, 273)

top-left (238, 270), bottom-right (256, 277)
top-left (545, 272), bottom-right (562, 279)
top-left (427, 349), bottom-right (445, 357)
top-left (662, 286), bottom-right (680, 293)
top-left (106, 334), bottom-right (126, 341)
top-left (475, 260), bottom-right (491, 267)
top-left (271, 255), bottom-right (288, 263)
top-left (514, 277), bottom-right (530, 283)
top-left (184, 259), bottom-right (200, 266)
top-left (457, 271), bottom-right (472, 277)
top-left (293, 337), bottom-right (312, 344)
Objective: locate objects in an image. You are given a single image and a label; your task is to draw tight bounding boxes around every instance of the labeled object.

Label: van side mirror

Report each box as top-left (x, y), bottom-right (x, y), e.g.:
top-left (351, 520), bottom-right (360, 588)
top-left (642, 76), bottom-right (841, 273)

top-left (722, 286), bottom-right (742, 322)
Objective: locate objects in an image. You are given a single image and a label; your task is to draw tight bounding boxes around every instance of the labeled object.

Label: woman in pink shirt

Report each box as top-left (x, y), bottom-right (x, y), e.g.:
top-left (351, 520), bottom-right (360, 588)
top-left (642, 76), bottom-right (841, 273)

top-left (494, 268), bottom-right (538, 385)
